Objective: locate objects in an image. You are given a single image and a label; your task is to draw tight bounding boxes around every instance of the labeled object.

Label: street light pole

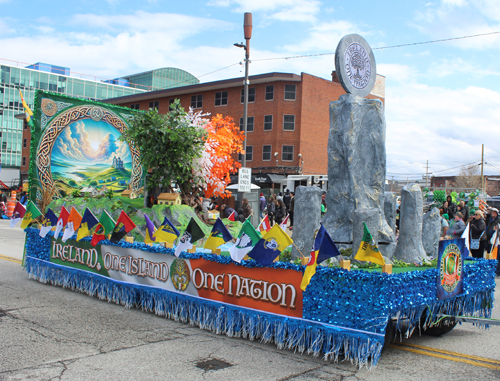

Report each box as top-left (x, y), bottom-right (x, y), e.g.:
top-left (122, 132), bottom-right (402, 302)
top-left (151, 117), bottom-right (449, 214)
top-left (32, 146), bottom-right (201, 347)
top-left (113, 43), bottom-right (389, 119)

top-left (234, 13), bottom-right (252, 169)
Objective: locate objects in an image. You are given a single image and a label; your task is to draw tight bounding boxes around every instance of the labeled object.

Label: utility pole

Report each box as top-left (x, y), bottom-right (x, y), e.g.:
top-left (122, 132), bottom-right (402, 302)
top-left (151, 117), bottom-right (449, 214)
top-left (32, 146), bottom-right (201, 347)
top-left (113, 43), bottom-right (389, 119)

top-left (425, 160), bottom-right (429, 188)
top-left (481, 144), bottom-right (484, 193)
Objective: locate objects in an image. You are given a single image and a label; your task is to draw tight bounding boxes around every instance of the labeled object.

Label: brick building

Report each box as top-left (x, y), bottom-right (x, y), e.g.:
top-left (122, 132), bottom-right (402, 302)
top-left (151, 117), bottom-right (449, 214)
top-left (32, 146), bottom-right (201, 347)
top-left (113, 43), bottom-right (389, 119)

top-left (104, 71), bottom-right (385, 192)
top-left (430, 175), bottom-right (500, 196)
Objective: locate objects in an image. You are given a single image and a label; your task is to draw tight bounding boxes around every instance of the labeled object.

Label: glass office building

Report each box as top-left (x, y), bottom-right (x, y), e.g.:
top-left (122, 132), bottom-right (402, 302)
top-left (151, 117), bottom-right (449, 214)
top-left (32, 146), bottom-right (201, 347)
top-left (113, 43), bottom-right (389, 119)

top-left (0, 63), bottom-right (147, 168)
top-left (119, 67), bottom-right (199, 91)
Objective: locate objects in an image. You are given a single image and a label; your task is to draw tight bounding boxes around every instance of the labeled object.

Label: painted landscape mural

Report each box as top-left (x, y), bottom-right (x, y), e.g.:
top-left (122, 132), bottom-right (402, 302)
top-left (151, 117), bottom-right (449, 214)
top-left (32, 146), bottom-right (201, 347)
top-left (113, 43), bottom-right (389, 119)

top-left (51, 118), bottom-right (132, 195)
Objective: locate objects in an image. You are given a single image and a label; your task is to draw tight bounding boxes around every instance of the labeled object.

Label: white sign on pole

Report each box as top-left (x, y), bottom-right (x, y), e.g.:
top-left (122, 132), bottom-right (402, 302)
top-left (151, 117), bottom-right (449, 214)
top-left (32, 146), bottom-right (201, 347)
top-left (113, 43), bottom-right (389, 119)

top-left (238, 167), bottom-right (252, 192)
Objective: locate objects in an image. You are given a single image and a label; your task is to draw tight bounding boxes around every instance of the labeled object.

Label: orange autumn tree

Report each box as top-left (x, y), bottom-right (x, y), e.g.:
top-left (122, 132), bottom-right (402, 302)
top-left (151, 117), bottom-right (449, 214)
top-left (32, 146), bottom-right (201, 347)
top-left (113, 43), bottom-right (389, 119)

top-left (194, 114), bottom-right (245, 198)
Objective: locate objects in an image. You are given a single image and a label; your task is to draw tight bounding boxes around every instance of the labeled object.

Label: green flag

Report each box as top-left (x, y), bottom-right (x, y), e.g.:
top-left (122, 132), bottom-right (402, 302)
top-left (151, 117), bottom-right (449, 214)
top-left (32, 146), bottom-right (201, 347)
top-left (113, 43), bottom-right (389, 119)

top-left (98, 210), bottom-right (116, 235)
top-left (20, 201), bottom-right (42, 229)
top-left (229, 219), bottom-right (262, 263)
top-left (354, 222), bottom-right (385, 266)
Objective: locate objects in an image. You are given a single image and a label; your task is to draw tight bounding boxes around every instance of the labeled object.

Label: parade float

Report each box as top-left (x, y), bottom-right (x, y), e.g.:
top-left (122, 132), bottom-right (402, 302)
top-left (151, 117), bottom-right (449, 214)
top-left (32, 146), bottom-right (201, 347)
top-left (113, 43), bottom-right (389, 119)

top-left (19, 34), bottom-right (497, 369)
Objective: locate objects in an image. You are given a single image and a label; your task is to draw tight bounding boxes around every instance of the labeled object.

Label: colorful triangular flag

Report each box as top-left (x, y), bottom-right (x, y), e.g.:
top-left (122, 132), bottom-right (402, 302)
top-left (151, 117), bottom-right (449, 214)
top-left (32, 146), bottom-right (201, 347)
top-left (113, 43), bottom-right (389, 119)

top-left (247, 224), bottom-right (292, 266)
top-left (258, 215), bottom-right (271, 233)
top-left (228, 211), bottom-right (236, 222)
top-left (39, 208), bottom-right (58, 238)
top-left (204, 218), bottom-right (232, 251)
top-left (76, 209), bottom-right (99, 241)
top-left (153, 216), bottom-right (180, 244)
top-left (354, 222), bottom-right (385, 266)
top-left (110, 211), bottom-right (136, 243)
top-left (174, 218), bottom-right (205, 257)
top-left (62, 207), bottom-right (83, 242)
top-left (229, 218), bottom-right (262, 263)
top-left (90, 211), bottom-right (115, 246)
top-left (300, 225), bottom-right (341, 291)
top-left (54, 206), bottom-right (69, 239)
top-left (10, 202), bottom-right (26, 228)
top-left (144, 214), bottom-right (156, 244)
top-left (20, 201), bottom-right (42, 229)
top-left (279, 214), bottom-right (289, 230)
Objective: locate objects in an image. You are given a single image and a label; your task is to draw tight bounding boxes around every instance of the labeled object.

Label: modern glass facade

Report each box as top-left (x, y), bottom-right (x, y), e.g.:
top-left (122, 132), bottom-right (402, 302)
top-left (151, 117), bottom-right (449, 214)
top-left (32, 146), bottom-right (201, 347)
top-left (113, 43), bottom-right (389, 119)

top-left (0, 64), bottom-right (146, 167)
top-left (124, 68), bottom-right (199, 91)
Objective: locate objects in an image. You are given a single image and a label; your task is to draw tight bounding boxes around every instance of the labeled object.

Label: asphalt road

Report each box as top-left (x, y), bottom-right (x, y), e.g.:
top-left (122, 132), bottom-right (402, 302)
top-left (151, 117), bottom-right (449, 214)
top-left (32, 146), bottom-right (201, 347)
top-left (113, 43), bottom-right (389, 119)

top-left (0, 220), bottom-right (499, 380)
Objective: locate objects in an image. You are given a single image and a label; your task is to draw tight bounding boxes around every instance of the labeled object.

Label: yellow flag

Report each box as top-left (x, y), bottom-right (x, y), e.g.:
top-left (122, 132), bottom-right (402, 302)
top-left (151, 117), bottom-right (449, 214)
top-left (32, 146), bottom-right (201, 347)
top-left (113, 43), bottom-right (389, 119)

top-left (354, 223), bottom-right (385, 266)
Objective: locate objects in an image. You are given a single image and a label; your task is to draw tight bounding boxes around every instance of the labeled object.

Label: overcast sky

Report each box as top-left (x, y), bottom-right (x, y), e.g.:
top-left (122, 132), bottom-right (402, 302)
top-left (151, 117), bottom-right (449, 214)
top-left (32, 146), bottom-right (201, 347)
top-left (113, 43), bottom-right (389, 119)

top-left (1, 0), bottom-right (500, 180)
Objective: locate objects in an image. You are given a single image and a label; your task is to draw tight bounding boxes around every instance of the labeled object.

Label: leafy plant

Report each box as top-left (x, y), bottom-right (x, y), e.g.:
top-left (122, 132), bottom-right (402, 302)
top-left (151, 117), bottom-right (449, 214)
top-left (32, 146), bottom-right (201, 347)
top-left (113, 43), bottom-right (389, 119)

top-left (106, 189), bottom-right (114, 200)
top-left (71, 190), bottom-right (80, 198)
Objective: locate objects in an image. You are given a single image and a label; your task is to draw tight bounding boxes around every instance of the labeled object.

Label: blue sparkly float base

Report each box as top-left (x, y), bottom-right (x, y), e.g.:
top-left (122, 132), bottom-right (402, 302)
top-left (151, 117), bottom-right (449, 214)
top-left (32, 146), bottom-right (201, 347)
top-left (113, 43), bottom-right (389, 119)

top-left (23, 228), bottom-right (497, 368)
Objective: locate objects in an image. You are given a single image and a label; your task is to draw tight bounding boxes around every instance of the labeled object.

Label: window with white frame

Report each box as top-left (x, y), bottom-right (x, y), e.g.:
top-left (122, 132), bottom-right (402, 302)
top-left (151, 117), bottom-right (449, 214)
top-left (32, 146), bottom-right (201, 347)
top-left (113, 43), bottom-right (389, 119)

top-left (283, 114), bottom-right (295, 130)
top-left (282, 145), bottom-right (294, 161)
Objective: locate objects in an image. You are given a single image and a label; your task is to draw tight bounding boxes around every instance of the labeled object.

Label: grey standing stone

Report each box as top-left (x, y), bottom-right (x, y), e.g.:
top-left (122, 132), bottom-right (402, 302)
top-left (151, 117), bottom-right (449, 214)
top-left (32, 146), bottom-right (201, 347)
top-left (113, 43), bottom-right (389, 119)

top-left (422, 207), bottom-right (441, 259)
top-left (393, 183), bottom-right (428, 263)
top-left (291, 186), bottom-right (323, 260)
top-left (352, 208), bottom-right (380, 259)
top-left (384, 192), bottom-right (397, 233)
top-left (322, 94), bottom-right (393, 243)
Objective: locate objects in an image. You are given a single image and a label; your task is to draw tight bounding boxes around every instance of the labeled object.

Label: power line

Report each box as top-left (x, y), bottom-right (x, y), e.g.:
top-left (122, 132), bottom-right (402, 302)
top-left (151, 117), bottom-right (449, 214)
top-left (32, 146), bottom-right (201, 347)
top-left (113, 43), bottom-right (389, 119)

top-left (250, 31), bottom-right (500, 63)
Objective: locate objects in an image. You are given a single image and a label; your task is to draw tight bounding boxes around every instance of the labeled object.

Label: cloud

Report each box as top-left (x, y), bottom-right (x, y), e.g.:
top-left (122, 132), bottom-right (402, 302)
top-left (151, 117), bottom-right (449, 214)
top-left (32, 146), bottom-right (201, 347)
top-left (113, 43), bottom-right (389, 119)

top-left (52, 122), bottom-right (126, 163)
top-left (385, 81), bottom-right (500, 178)
top-left (208, 0), bottom-right (321, 22)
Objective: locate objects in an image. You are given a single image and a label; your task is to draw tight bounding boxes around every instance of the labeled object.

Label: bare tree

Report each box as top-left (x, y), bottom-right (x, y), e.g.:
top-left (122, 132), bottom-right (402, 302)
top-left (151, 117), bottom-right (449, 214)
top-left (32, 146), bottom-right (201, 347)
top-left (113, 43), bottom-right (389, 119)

top-left (454, 165), bottom-right (481, 190)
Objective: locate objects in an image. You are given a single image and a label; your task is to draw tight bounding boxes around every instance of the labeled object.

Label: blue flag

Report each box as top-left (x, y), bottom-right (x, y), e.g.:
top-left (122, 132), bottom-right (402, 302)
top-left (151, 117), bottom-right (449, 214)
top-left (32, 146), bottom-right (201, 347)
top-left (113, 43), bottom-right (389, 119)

top-left (39, 208), bottom-right (59, 238)
top-left (301, 224), bottom-right (341, 291)
top-left (153, 216), bottom-right (180, 244)
top-left (248, 224), bottom-right (292, 266)
top-left (204, 218), bottom-right (233, 251)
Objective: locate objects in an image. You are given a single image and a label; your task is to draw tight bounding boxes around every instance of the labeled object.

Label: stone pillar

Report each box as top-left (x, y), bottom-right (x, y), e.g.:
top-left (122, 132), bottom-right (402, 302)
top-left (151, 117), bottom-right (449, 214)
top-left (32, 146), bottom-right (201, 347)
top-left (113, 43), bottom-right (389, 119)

top-left (322, 94), bottom-right (393, 243)
top-left (352, 208), bottom-right (380, 259)
top-left (291, 186), bottom-right (323, 260)
top-left (384, 192), bottom-right (397, 233)
top-left (393, 183), bottom-right (428, 263)
top-left (422, 207), bottom-right (441, 259)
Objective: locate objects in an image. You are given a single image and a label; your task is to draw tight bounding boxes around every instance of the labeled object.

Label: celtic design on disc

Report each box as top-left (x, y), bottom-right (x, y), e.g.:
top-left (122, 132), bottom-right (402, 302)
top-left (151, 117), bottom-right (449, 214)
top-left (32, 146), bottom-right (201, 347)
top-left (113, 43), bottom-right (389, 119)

top-left (90, 106), bottom-right (104, 121)
top-left (41, 98), bottom-right (58, 117)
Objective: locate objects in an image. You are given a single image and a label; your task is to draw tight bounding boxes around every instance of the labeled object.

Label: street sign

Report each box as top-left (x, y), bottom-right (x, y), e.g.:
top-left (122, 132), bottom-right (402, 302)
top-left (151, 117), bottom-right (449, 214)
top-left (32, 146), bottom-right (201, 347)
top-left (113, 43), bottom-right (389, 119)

top-left (238, 167), bottom-right (252, 192)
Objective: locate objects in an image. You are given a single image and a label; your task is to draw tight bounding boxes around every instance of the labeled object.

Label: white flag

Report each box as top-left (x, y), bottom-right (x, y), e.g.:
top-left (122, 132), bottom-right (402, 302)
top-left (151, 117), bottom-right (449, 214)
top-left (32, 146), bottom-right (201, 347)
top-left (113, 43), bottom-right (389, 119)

top-left (61, 222), bottom-right (75, 243)
top-left (174, 231), bottom-right (193, 257)
top-left (39, 225), bottom-right (52, 238)
top-left (54, 218), bottom-right (64, 239)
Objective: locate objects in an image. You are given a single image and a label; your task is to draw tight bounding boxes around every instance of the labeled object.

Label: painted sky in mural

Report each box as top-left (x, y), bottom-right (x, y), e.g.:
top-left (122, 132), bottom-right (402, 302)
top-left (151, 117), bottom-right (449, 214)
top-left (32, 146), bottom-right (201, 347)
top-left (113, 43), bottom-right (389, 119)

top-left (51, 118), bottom-right (132, 190)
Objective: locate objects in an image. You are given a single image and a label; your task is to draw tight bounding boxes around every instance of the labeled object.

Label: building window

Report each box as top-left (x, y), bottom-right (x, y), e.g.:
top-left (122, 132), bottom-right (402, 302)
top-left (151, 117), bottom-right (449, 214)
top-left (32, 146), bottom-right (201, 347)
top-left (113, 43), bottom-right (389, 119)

top-left (240, 87), bottom-right (255, 103)
top-left (130, 103), bottom-right (140, 110)
top-left (282, 145), bottom-right (294, 161)
top-left (215, 91), bottom-right (228, 106)
top-left (22, 156), bottom-right (26, 166)
top-left (262, 145), bottom-right (272, 161)
top-left (284, 84), bottom-right (296, 100)
top-left (239, 116), bottom-right (254, 132)
top-left (169, 98), bottom-right (177, 109)
top-left (283, 115), bottom-right (295, 130)
top-left (191, 94), bottom-right (203, 109)
top-left (23, 138), bottom-right (27, 148)
top-left (264, 115), bottom-right (273, 131)
top-left (238, 145), bottom-right (253, 161)
top-left (149, 100), bottom-right (159, 110)
top-left (265, 85), bottom-right (274, 100)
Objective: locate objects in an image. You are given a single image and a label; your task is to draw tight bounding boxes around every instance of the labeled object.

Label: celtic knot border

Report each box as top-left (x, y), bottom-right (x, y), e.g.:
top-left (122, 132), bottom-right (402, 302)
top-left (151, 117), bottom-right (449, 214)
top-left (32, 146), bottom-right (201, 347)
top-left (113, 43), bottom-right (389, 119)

top-left (36, 105), bottom-right (143, 196)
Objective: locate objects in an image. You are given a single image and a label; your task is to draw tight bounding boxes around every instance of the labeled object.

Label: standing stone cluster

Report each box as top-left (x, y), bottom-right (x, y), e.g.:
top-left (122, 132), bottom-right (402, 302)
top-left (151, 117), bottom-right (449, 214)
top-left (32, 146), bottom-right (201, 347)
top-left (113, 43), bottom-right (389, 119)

top-left (393, 183), bottom-right (428, 263)
top-left (322, 94), bottom-right (394, 245)
top-left (291, 186), bottom-right (323, 260)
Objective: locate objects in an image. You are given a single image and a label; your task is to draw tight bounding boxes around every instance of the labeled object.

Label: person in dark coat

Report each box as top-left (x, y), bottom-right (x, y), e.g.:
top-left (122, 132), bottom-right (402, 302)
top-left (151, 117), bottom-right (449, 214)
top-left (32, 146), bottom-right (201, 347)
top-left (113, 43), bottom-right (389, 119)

top-left (451, 212), bottom-right (466, 240)
top-left (446, 196), bottom-right (456, 220)
top-left (275, 199), bottom-right (286, 226)
top-left (221, 204), bottom-right (238, 220)
top-left (259, 193), bottom-right (266, 218)
top-left (242, 198), bottom-right (253, 220)
top-left (470, 210), bottom-right (487, 258)
top-left (458, 201), bottom-right (469, 223)
top-left (283, 189), bottom-right (291, 215)
top-left (267, 196), bottom-right (276, 226)
top-left (236, 208), bottom-right (245, 223)
top-left (485, 208), bottom-right (500, 253)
